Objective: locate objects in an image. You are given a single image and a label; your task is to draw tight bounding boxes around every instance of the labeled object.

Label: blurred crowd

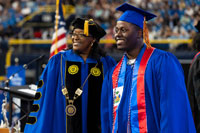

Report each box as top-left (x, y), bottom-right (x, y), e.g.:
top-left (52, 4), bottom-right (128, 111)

top-left (0, 0), bottom-right (55, 38)
top-left (75, 0), bottom-right (200, 40)
top-left (0, 0), bottom-right (200, 41)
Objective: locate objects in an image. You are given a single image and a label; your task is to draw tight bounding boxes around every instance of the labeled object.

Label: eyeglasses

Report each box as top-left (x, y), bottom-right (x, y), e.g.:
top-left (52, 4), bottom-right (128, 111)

top-left (114, 27), bottom-right (129, 34)
top-left (70, 33), bottom-right (92, 38)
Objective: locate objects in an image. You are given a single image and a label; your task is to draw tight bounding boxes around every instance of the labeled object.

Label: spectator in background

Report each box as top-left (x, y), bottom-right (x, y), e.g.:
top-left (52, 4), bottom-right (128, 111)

top-left (173, 22), bottom-right (189, 39)
top-left (0, 38), bottom-right (8, 76)
top-left (187, 20), bottom-right (200, 132)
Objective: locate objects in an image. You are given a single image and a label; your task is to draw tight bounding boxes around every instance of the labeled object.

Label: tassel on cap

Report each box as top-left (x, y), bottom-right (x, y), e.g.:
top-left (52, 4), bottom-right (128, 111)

top-left (84, 20), bottom-right (89, 36)
top-left (143, 17), bottom-right (151, 49)
top-left (84, 19), bottom-right (95, 36)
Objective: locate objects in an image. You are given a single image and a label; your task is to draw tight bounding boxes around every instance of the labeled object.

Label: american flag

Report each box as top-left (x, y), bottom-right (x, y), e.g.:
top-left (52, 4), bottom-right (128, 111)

top-left (50, 0), bottom-right (67, 58)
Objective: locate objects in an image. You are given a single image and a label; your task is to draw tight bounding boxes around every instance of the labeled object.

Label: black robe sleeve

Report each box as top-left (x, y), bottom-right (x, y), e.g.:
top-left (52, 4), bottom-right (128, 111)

top-left (187, 56), bottom-right (200, 132)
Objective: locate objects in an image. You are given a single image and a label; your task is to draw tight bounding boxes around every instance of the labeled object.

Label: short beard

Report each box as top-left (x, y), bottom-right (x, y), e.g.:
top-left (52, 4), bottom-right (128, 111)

top-left (117, 47), bottom-right (126, 51)
top-left (116, 44), bottom-right (128, 51)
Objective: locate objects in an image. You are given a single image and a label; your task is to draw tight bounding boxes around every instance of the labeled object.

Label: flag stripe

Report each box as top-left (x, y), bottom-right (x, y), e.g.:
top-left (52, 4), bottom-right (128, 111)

top-left (50, 44), bottom-right (66, 58)
top-left (50, 0), bottom-right (68, 58)
top-left (50, 37), bottom-right (67, 53)
top-left (52, 27), bottom-right (66, 40)
top-left (52, 33), bottom-right (66, 45)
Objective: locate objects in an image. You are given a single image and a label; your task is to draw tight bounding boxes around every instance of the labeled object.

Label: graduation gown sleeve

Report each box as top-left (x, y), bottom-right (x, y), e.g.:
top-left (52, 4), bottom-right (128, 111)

top-left (192, 57), bottom-right (200, 99)
top-left (101, 68), bottom-right (114, 133)
top-left (157, 52), bottom-right (196, 133)
top-left (187, 56), bottom-right (200, 132)
top-left (24, 54), bottom-right (62, 133)
top-left (188, 56), bottom-right (200, 109)
top-left (102, 56), bottom-right (117, 74)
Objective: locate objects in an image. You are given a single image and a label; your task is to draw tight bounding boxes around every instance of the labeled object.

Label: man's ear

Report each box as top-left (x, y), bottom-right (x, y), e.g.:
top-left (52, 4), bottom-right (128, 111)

top-left (92, 38), bottom-right (96, 43)
top-left (137, 30), bottom-right (143, 38)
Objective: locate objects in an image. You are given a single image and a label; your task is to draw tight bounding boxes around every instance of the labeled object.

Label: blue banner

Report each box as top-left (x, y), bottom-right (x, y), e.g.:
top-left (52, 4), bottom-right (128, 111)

top-left (5, 65), bottom-right (26, 125)
top-left (7, 66), bottom-right (26, 86)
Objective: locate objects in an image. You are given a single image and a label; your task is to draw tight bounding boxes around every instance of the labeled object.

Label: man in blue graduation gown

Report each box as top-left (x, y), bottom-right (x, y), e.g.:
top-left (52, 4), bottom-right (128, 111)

top-left (101, 3), bottom-right (196, 133)
top-left (24, 18), bottom-right (116, 133)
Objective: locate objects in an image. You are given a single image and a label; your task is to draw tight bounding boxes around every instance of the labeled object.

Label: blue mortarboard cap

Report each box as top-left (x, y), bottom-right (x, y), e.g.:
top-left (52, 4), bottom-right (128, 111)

top-left (116, 3), bottom-right (156, 29)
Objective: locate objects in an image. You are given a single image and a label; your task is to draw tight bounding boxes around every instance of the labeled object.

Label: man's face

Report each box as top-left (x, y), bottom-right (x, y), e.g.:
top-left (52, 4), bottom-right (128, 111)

top-left (114, 21), bottom-right (139, 51)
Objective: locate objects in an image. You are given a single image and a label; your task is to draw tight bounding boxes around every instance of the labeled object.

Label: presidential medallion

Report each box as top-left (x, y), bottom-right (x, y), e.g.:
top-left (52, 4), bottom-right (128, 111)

top-left (66, 104), bottom-right (76, 116)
